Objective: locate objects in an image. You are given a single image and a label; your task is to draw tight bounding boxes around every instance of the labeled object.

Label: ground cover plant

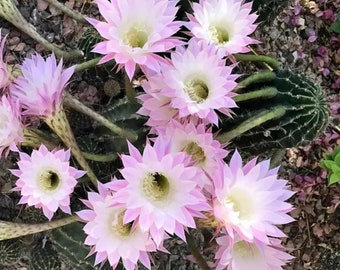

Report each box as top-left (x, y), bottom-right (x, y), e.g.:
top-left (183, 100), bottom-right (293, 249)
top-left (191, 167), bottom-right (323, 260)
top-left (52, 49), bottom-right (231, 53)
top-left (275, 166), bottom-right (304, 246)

top-left (0, 0), bottom-right (338, 269)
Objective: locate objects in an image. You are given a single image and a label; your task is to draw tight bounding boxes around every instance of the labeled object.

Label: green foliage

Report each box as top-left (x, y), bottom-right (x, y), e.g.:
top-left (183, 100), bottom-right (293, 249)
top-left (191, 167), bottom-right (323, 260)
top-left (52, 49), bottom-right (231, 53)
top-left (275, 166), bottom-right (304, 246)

top-left (331, 13), bottom-right (340, 34)
top-left (320, 146), bottom-right (340, 185)
top-left (219, 70), bottom-right (330, 155)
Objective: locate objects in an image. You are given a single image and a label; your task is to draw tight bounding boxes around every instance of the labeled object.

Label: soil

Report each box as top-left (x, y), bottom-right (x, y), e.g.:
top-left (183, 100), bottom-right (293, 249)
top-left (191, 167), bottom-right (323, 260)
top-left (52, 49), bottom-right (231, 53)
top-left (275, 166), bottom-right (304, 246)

top-left (0, 0), bottom-right (339, 270)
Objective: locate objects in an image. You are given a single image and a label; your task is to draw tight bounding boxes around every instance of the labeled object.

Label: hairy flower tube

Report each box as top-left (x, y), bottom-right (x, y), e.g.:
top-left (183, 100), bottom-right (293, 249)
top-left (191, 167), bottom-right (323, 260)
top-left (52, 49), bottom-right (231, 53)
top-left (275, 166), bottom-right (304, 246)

top-left (212, 150), bottom-right (294, 244)
top-left (215, 233), bottom-right (293, 270)
top-left (0, 29), bottom-right (11, 91)
top-left (186, 0), bottom-right (259, 56)
top-left (110, 138), bottom-right (210, 246)
top-left (87, 0), bottom-right (182, 79)
top-left (145, 40), bottom-right (238, 125)
top-left (11, 144), bottom-right (85, 220)
top-left (9, 52), bottom-right (97, 184)
top-left (9, 53), bottom-right (74, 117)
top-left (77, 182), bottom-right (157, 270)
top-left (0, 95), bottom-right (23, 156)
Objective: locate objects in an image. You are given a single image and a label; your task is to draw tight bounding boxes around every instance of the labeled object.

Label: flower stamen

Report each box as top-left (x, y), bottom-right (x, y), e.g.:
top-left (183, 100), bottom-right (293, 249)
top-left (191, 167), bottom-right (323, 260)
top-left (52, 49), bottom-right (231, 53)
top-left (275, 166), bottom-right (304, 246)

top-left (123, 27), bottom-right (148, 48)
top-left (142, 172), bottom-right (169, 201)
top-left (111, 211), bottom-right (132, 237)
top-left (39, 169), bottom-right (60, 191)
top-left (184, 141), bottom-right (206, 164)
top-left (209, 25), bottom-right (229, 44)
top-left (184, 79), bottom-right (209, 103)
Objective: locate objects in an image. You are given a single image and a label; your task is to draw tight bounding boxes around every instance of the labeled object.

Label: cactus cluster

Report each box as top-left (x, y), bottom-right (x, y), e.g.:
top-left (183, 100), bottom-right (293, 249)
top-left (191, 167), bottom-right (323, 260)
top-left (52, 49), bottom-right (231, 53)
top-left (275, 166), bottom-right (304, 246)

top-left (219, 70), bottom-right (330, 155)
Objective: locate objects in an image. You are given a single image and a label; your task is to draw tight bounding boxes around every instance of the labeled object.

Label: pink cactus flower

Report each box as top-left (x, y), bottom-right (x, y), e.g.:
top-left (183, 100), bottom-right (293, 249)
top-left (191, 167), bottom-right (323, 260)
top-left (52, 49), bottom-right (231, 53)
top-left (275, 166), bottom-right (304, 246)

top-left (11, 144), bottom-right (85, 220)
top-left (144, 40), bottom-right (237, 125)
top-left (215, 233), bottom-right (293, 270)
top-left (9, 53), bottom-right (75, 117)
top-left (87, 0), bottom-right (183, 80)
top-left (110, 139), bottom-right (210, 246)
top-left (186, 0), bottom-right (259, 56)
top-left (0, 95), bottom-right (23, 156)
top-left (77, 182), bottom-right (157, 270)
top-left (212, 150), bottom-right (294, 244)
top-left (156, 120), bottom-right (228, 190)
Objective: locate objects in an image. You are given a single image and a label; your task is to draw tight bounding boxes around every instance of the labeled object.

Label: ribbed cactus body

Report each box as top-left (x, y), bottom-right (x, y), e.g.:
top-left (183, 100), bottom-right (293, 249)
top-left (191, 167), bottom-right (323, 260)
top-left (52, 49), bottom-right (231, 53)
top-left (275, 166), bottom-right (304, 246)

top-left (50, 222), bottom-right (115, 270)
top-left (219, 70), bottom-right (330, 154)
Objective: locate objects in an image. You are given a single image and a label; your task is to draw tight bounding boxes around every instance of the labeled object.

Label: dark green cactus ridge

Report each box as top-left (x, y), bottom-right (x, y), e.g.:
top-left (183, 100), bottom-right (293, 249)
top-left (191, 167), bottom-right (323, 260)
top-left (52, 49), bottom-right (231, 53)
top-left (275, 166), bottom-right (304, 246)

top-left (50, 222), bottom-right (114, 270)
top-left (0, 239), bottom-right (23, 266)
top-left (219, 70), bottom-right (330, 155)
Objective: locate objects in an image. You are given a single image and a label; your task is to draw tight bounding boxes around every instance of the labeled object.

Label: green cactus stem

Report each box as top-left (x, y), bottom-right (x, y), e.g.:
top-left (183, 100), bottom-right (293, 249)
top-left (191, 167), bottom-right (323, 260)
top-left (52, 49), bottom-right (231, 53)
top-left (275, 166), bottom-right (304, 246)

top-left (233, 87), bottom-right (278, 103)
top-left (186, 232), bottom-right (211, 270)
top-left (0, 0), bottom-right (83, 60)
top-left (63, 93), bottom-right (138, 142)
top-left (0, 215), bottom-right (79, 241)
top-left (44, 0), bottom-right (89, 24)
top-left (217, 106), bottom-right (286, 143)
top-left (22, 128), bottom-right (117, 162)
top-left (124, 72), bottom-right (137, 102)
top-left (237, 71), bottom-right (276, 89)
top-left (75, 57), bottom-right (101, 72)
top-left (234, 53), bottom-right (280, 70)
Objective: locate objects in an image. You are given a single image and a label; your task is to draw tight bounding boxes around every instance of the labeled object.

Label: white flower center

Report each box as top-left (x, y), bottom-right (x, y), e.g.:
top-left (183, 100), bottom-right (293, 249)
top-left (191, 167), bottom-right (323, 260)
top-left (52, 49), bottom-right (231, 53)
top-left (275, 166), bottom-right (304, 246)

top-left (38, 169), bottom-right (60, 191)
top-left (123, 26), bottom-right (149, 48)
top-left (225, 187), bottom-right (254, 221)
top-left (142, 172), bottom-right (169, 202)
top-left (184, 78), bottom-right (209, 103)
top-left (184, 141), bottom-right (206, 164)
top-left (111, 211), bottom-right (132, 237)
top-left (233, 240), bottom-right (261, 260)
top-left (209, 24), bottom-right (230, 45)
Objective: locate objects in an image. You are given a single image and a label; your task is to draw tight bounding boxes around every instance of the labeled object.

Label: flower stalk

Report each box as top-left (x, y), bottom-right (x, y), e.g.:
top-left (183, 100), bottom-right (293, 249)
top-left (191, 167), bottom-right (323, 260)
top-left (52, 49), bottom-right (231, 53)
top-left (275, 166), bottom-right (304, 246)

top-left (44, 0), bottom-right (89, 24)
top-left (63, 92), bottom-right (138, 142)
top-left (0, 215), bottom-right (79, 241)
top-left (186, 232), bottom-right (211, 270)
top-left (44, 108), bottom-right (98, 186)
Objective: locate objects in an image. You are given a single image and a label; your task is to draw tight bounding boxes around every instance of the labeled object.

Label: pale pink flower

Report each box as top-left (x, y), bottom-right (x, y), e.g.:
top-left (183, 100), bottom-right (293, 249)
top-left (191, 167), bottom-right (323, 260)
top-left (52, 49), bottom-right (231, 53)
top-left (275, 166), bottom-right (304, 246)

top-left (9, 53), bottom-right (75, 117)
top-left (145, 40), bottom-right (237, 125)
top-left (110, 139), bottom-right (210, 246)
top-left (0, 29), bottom-right (11, 90)
top-left (77, 182), bottom-right (156, 270)
top-left (0, 95), bottom-right (23, 156)
top-left (215, 233), bottom-right (293, 270)
top-left (88, 0), bottom-right (182, 79)
top-left (137, 79), bottom-right (179, 131)
top-left (186, 0), bottom-right (259, 56)
top-left (156, 120), bottom-right (228, 189)
top-left (11, 144), bottom-right (85, 220)
top-left (212, 150), bottom-right (294, 244)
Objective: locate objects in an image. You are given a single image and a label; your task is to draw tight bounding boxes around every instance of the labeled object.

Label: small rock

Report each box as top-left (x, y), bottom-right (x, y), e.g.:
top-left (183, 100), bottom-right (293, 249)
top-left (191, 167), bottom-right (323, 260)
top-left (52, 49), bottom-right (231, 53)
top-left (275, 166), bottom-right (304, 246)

top-left (13, 42), bottom-right (26, 52)
top-left (7, 36), bottom-right (20, 46)
top-left (46, 33), bottom-right (55, 43)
